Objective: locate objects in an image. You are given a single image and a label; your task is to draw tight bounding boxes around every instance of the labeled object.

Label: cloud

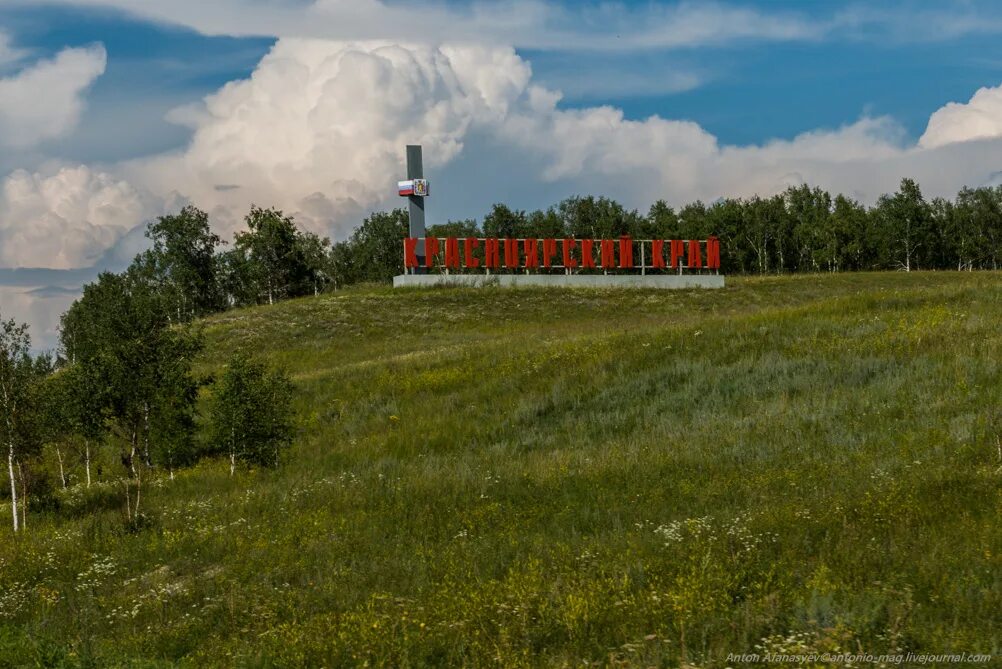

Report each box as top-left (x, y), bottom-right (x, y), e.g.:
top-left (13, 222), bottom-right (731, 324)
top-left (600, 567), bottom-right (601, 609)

top-left (0, 284), bottom-right (79, 352)
top-left (118, 40), bottom-right (1002, 238)
top-left (0, 30), bottom-right (26, 67)
top-left (134, 39), bottom-right (532, 239)
top-left (0, 165), bottom-right (155, 269)
top-left (829, 4), bottom-right (1002, 43)
top-left (0, 44), bottom-right (107, 149)
top-left (919, 82), bottom-right (1002, 149)
top-left (31, 0), bottom-right (1002, 51)
top-left (531, 52), bottom-right (704, 100)
top-left (32, 0), bottom-right (823, 51)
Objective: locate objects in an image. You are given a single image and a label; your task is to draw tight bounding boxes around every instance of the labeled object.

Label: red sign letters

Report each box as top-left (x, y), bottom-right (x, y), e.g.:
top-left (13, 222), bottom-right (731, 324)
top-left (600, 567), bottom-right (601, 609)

top-left (404, 236), bottom-right (721, 272)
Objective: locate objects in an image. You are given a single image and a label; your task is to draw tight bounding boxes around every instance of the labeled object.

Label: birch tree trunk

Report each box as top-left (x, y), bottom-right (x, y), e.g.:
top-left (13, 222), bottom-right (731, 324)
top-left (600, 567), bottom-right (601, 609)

top-left (124, 479), bottom-right (131, 521)
top-left (56, 447), bottom-right (66, 489)
top-left (16, 462), bottom-right (25, 531)
top-left (133, 464), bottom-right (141, 518)
top-left (8, 443), bottom-right (17, 532)
top-left (129, 428), bottom-right (137, 478)
top-left (85, 441), bottom-right (91, 488)
top-left (3, 379), bottom-right (18, 532)
top-left (142, 403), bottom-right (151, 467)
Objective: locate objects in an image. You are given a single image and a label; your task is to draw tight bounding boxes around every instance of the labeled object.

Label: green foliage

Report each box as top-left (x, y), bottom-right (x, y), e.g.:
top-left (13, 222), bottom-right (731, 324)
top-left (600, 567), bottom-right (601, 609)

top-left (646, 199), bottom-right (681, 239)
top-left (369, 181), bottom-right (1002, 278)
top-left (208, 354), bottom-right (294, 469)
top-left (0, 318), bottom-right (37, 453)
top-left (558, 195), bottom-right (645, 239)
top-left (59, 271), bottom-right (202, 477)
top-left (215, 246), bottom-right (257, 308)
top-left (139, 205), bottom-right (224, 322)
top-left (331, 208), bottom-right (409, 285)
top-left (43, 364), bottom-right (106, 445)
top-left (872, 178), bottom-right (937, 271)
top-left (426, 219), bottom-right (479, 239)
top-left (482, 203), bottom-right (527, 237)
top-left (296, 230), bottom-right (334, 296)
top-left (0, 317), bottom-right (53, 531)
top-left (230, 206), bottom-right (320, 306)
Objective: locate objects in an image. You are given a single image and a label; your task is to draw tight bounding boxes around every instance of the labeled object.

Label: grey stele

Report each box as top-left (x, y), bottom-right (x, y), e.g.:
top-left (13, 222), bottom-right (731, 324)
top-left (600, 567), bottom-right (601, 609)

top-left (406, 145), bottom-right (427, 267)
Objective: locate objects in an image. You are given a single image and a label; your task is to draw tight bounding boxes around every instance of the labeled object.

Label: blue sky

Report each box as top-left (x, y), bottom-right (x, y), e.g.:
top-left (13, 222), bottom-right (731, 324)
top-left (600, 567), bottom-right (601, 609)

top-left (3, 0), bottom-right (1002, 349)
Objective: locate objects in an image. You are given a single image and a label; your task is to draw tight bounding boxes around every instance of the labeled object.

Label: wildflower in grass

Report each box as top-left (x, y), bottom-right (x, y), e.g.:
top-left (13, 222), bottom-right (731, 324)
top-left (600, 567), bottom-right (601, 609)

top-left (75, 555), bottom-right (118, 592)
top-left (0, 583), bottom-right (29, 619)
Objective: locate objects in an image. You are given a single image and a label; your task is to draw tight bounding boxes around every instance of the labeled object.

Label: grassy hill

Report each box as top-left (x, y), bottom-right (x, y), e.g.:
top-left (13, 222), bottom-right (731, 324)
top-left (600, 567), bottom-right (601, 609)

top-left (3, 273), bottom-right (1001, 667)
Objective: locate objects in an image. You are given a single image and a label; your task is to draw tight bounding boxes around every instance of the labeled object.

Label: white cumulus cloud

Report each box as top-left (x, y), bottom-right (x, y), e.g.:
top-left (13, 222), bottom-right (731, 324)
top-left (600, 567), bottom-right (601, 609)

top-left (0, 43), bottom-right (107, 149)
top-left (919, 82), bottom-right (1002, 149)
top-left (136, 39), bottom-right (532, 238)
top-left (0, 165), bottom-right (153, 269)
top-left (115, 39), bottom-right (1002, 241)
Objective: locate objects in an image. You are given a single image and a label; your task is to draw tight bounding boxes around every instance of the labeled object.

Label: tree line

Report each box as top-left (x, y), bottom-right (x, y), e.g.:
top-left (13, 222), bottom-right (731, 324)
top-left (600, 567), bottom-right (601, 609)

top-left (108, 178), bottom-right (1002, 317)
top-left (5, 177), bottom-right (1002, 531)
top-left (66, 178), bottom-right (1002, 326)
top-left (342, 178), bottom-right (1002, 281)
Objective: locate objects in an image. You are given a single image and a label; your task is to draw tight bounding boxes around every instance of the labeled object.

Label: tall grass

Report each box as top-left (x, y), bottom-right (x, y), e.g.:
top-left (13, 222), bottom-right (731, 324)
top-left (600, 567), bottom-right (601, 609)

top-left (1, 272), bottom-right (1000, 667)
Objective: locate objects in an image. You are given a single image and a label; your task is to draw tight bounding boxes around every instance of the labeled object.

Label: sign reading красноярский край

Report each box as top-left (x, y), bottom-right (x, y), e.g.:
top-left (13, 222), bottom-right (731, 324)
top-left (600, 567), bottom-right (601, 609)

top-left (403, 236), bottom-right (721, 273)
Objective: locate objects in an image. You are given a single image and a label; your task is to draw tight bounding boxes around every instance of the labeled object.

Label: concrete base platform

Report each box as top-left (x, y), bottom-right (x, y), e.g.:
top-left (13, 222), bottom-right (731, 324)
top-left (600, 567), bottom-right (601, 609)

top-left (393, 273), bottom-right (725, 289)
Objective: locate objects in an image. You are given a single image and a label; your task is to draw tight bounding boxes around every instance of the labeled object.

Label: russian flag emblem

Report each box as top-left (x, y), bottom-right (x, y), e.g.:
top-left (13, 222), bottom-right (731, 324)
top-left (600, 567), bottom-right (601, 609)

top-left (398, 179), bottom-right (429, 197)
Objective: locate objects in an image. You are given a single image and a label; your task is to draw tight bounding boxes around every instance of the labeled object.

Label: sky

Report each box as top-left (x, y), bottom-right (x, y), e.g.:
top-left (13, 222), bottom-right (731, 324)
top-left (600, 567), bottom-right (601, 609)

top-left (2, 0), bottom-right (1002, 350)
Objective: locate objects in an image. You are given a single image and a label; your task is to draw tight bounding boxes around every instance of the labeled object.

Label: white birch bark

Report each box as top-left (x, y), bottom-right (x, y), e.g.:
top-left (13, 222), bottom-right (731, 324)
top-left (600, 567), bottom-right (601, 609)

top-left (124, 479), bottom-right (131, 521)
top-left (16, 461), bottom-right (25, 531)
top-left (7, 443), bottom-right (17, 532)
top-left (56, 448), bottom-right (66, 489)
top-left (133, 465), bottom-right (141, 518)
top-left (2, 379), bottom-right (18, 532)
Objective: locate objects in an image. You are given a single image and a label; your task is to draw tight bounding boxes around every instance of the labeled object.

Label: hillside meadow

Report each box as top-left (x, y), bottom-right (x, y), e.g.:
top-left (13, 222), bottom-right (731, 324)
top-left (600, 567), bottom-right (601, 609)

top-left (1, 272), bottom-right (1000, 667)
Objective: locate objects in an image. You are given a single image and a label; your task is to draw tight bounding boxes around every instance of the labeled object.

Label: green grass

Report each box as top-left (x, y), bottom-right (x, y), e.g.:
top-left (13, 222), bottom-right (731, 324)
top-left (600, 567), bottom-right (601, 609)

top-left (3, 272), bottom-right (1001, 667)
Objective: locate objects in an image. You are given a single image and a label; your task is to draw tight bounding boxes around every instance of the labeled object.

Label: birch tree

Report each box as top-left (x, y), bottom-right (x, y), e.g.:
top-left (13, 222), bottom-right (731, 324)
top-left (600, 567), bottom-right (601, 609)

top-left (65, 365), bottom-right (105, 488)
top-left (209, 355), bottom-right (294, 474)
top-left (874, 178), bottom-right (935, 272)
top-left (234, 207), bottom-right (309, 305)
top-left (0, 318), bottom-right (45, 532)
top-left (138, 206), bottom-right (224, 322)
top-left (38, 365), bottom-right (106, 489)
top-left (60, 271), bottom-right (201, 521)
